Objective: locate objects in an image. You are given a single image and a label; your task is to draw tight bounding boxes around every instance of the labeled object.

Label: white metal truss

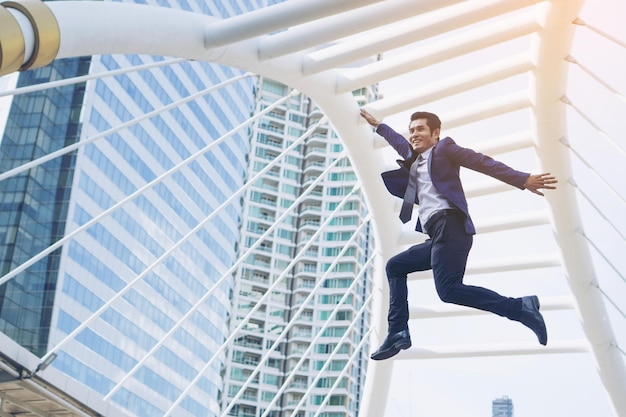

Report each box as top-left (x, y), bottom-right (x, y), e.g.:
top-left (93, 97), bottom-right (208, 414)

top-left (0, 0), bottom-right (625, 416)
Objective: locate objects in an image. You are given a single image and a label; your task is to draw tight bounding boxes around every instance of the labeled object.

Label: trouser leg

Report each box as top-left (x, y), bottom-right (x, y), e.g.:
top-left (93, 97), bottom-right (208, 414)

top-left (385, 240), bottom-right (432, 333)
top-left (429, 212), bottom-right (521, 319)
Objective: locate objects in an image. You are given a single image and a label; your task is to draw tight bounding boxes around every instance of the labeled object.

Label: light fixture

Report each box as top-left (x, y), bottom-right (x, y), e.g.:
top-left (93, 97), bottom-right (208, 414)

top-left (35, 352), bottom-right (58, 374)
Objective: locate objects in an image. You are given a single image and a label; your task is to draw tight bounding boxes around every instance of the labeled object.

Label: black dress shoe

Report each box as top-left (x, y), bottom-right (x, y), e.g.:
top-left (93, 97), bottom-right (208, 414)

top-left (519, 296), bottom-right (547, 345)
top-left (371, 330), bottom-right (411, 361)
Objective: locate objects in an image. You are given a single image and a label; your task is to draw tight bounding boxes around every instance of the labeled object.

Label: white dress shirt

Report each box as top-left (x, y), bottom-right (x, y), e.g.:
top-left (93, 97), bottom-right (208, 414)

top-left (416, 145), bottom-right (451, 229)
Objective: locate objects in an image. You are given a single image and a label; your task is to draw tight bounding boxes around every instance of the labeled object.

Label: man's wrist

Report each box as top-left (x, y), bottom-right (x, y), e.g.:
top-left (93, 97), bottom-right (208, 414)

top-left (523, 174), bottom-right (532, 189)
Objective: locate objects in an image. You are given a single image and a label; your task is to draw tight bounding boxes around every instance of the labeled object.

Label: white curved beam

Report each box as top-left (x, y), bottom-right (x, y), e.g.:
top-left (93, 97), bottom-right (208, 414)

top-left (51, 2), bottom-right (219, 60)
top-left (203, 0), bottom-right (382, 48)
top-left (531, 2), bottom-right (626, 415)
top-left (258, 0), bottom-right (463, 61)
top-left (400, 339), bottom-right (589, 359)
top-left (305, 2), bottom-right (540, 75)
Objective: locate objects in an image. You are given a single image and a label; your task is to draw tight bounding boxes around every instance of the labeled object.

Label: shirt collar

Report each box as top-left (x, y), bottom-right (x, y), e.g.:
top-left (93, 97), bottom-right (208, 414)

top-left (419, 145), bottom-right (436, 160)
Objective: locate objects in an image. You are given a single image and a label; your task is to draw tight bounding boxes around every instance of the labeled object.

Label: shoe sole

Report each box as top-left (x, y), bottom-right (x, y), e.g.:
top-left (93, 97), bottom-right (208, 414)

top-left (370, 340), bottom-right (412, 361)
top-left (395, 340), bottom-right (411, 350)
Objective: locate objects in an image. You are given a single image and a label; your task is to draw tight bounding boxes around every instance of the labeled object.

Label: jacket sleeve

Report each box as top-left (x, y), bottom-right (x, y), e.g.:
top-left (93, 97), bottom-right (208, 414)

top-left (441, 137), bottom-right (530, 189)
top-left (375, 123), bottom-right (414, 161)
top-left (381, 161), bottom-right (410, 199)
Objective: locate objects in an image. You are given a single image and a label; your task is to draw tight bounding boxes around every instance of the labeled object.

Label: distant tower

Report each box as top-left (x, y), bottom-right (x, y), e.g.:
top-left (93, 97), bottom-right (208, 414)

top-left (492, 396), bottom-right (514, 417)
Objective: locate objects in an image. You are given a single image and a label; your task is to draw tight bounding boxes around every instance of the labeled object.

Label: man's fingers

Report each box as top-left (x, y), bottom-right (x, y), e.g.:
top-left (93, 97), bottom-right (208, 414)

top-left (538, 173), bottom-right (558, 183)
top-left (530, 173), bottom-right (558, 189)
top-left (360, 108), bottom-right (380, 127)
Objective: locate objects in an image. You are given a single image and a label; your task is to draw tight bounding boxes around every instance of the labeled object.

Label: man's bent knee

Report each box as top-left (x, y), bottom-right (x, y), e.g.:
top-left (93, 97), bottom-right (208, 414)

top-left (436, 285), bottom-right (460, 304)
top-left (386, 258), bottom-right (406, 280)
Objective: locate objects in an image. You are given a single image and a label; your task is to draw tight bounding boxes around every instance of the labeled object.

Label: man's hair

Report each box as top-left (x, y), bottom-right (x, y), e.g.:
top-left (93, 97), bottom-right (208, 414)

top-left (409, 111), bottom-right (441, 135)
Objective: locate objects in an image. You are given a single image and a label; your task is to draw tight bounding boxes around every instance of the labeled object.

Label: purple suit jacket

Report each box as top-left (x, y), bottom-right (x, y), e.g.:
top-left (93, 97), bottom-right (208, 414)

top-left (377, 124), bottom-right (529, 234)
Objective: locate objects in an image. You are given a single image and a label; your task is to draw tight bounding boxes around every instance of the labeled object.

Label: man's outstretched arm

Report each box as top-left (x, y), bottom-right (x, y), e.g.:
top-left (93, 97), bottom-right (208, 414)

top-left (444, 138), bottom-right (558, 196)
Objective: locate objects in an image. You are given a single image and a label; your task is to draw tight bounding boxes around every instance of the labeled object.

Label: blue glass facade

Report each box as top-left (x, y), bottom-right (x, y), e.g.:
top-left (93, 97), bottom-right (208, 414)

top-left (0, 56), bottom-right (91, 356)
top-left (50, 65), bottom-right (253, 417)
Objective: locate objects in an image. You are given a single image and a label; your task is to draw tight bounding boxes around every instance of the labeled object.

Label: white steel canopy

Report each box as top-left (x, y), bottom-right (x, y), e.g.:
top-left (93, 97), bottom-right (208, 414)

top-left (0, 0), bottom-right (625, 416)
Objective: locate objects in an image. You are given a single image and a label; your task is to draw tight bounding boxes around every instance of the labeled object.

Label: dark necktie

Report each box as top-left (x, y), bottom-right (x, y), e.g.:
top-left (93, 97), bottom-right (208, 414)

top-left (399, 156), bottom-right (420, 223)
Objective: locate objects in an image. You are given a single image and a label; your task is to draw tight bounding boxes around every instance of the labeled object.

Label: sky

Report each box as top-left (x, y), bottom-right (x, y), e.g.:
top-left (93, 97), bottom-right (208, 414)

top-left (378, 1), bottom-right (625, 416)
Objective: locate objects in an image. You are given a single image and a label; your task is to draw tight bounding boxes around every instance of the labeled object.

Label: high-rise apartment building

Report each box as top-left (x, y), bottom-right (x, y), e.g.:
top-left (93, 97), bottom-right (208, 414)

top-left (492, 396), bottom-right (514, 417)
top-left (221, 78), bottom-right (376, 417)
top-left (0, 1), bottom-right (262, 416)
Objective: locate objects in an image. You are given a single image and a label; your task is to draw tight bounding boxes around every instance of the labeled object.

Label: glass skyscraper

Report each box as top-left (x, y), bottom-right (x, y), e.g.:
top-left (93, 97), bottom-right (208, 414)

top-left (0, 1), bottom-right (261, 416)
top-left (0, 56), bottom-right (91, 356)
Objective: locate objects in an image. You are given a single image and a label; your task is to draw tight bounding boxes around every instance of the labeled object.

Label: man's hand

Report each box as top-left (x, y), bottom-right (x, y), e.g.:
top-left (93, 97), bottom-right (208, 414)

top-left (360, 108), bottom-right (380, 128)
top-left (524, 173), bottom-right (558, 196)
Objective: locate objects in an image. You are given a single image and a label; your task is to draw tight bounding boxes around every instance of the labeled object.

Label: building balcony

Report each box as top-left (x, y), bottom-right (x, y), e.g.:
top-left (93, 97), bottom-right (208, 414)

top-left (302, 175), bottom-right (318, 187)
top-left (304, 146), bottom-right (327, 158)
top-left (290, 331), bottom-right (312, 341)
top-left (309, 107), bottom-right (324, 122)
top-left (227, 411), bottom-right (256, 417)
top-left (240, 271), bottom-right (270, 286)
top-left (255, 182), bottom-right (278, 192)
top-left (232, 358), bottom-right (261, 368)
top-left (299, 221), bottom-right (321, 234)
top-left (257, 136), bottom-right (284, 149)
top-left (301, 247), bottom-right (319, 257)
top-left (266, 109), bottom-right (286, 119)
top-left (306, 131), bottom-right (326, 145)
top-left (258, 121), bottom-right (285, 134)
top-left (233, 338), bottom-right (263, 351)
top-left (294, 269), bottom-right (317, 281)
top-left (285, 383), bottom-right (308, 394)
top-left (299, 204), bottom-right (321, 216)
top-left (303, 161), bottom-right (324, 175)
top-left (295, 277), bottom-right (316, 289)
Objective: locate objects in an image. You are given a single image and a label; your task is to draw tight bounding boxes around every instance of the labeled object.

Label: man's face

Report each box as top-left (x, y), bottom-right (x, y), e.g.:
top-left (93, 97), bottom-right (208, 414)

top-left (408, 118), bottom-right (439, 154)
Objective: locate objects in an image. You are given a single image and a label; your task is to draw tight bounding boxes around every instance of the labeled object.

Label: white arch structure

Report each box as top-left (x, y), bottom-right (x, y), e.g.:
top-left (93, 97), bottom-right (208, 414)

top-left (0, 0), bottom-right (625, 416)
